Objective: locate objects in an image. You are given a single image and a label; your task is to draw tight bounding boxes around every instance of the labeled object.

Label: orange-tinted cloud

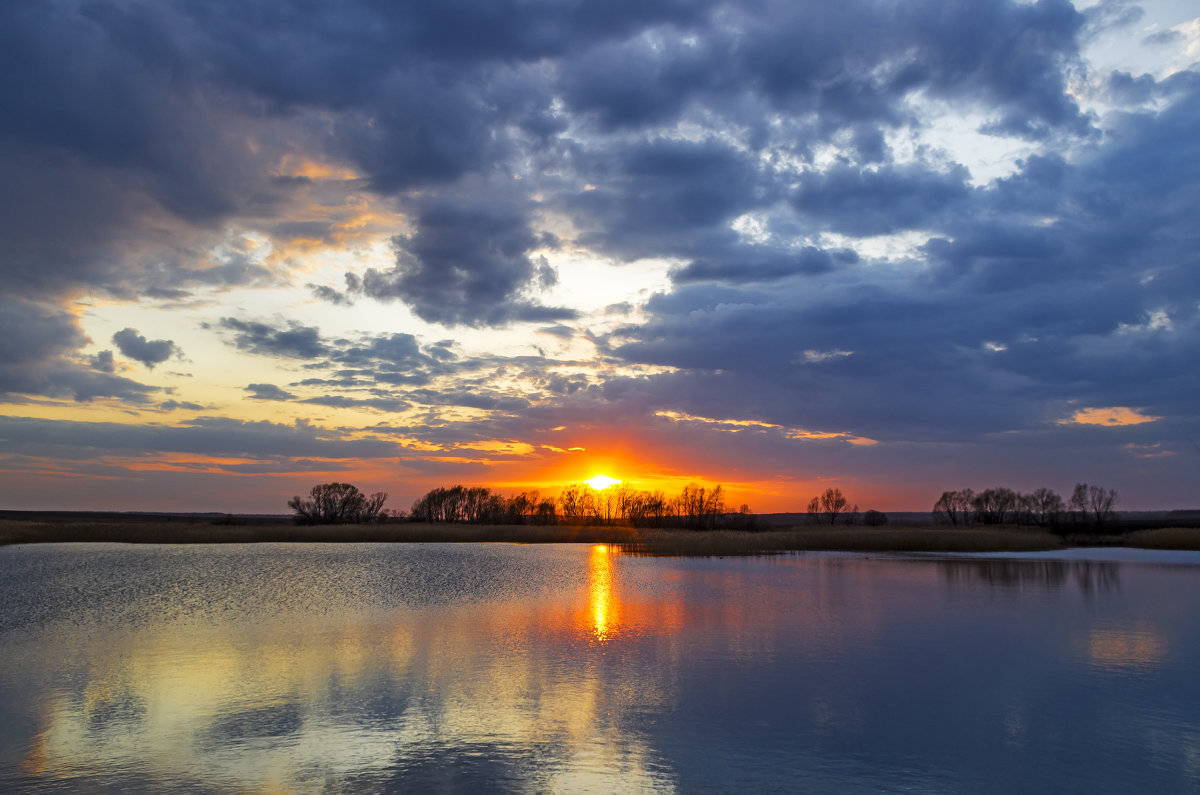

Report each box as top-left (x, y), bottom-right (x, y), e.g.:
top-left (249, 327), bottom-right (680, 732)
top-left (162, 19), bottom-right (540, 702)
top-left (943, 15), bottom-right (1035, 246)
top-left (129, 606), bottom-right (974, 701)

top-left (1061, 406), bottom-right (1160, 426)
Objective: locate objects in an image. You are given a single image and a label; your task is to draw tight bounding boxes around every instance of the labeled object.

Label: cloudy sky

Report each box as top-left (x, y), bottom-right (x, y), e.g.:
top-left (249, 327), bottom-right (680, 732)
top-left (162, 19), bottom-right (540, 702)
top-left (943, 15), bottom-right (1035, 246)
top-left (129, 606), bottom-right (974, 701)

top-left (1, 0), bottom-right (1197, 513)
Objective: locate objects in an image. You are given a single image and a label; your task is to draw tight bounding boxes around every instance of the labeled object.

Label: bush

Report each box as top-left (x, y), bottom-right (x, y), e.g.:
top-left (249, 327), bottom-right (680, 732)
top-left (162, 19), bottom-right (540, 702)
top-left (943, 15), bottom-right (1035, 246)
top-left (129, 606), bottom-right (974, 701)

top-left (863, 509), bottom-right (888, 526)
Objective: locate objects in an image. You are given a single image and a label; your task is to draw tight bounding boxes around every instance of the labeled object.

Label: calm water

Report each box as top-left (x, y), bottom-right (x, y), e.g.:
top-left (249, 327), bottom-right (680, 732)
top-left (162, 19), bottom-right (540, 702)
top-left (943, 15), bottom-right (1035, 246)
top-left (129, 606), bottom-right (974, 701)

top-left (1, 543), bottom-right (1199, 793)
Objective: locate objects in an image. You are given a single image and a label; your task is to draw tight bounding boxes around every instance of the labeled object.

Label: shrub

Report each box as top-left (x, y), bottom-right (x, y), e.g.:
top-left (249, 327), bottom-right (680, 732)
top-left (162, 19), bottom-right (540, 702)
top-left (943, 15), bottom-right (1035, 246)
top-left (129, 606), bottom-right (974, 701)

top-left (863, 509), bottom-right (888, 526)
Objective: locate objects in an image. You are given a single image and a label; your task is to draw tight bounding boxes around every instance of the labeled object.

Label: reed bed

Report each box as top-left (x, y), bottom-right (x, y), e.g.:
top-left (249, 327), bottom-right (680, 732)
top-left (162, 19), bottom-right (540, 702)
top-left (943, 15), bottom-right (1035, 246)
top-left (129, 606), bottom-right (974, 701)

top-left (0, 519), bottom-right (1070, 553)
top-left (0, 520), bottom-right (642, 547)
top-left (1121, 527), bottom-right (1200, 550)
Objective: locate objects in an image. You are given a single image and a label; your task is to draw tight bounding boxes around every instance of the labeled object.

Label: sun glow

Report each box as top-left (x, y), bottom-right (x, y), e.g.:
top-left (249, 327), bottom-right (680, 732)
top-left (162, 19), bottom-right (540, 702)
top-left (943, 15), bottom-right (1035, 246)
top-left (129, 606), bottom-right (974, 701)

top-left (585, 475), bottom-right (620, 490)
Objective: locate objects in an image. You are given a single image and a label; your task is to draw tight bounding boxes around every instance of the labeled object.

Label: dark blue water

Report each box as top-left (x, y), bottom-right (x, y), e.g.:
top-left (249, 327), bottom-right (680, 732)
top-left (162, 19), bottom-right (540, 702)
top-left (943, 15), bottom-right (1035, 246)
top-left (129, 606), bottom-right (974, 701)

top-left (1, 543), bottom-right (1198, 793)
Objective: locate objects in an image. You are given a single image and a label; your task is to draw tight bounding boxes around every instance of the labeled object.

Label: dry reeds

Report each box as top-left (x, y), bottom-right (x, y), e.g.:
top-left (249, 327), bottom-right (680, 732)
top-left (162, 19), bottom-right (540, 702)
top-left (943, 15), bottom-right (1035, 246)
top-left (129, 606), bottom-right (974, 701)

top-left (1121, 527), bottom-right (1200, 550)
top-left (0, 520), bottom-right (642, 547)
top-left (0, 519), bottom-right (1067, 554)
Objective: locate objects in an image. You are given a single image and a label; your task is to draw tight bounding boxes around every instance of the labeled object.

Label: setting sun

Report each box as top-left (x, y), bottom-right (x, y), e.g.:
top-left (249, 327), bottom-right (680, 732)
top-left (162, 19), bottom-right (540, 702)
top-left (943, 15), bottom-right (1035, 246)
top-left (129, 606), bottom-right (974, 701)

top-left (585, 475), bottom-right (621, 490)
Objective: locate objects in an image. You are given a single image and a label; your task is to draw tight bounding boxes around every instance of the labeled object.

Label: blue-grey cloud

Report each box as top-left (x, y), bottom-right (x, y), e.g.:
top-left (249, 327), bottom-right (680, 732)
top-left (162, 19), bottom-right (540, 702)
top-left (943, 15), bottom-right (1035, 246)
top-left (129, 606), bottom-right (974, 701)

top-left (349, 196), bottom-right (577, 326)
top-left (0, 414), bottom-right (401, 460)
top-left (245, 383), bottom-right (296, 401)
top-left (791, 164), bottom-right (972, 236)
top-left (672, 246), bottom-right (860, 285)
top-left (218, 318), bottom-right (326, 359)
top-left (300, 395), bottom-right (410, 413)
top-left (0, 300), bottom-right (157, 403)
top-left (112, 328), bottom-right (179, 369)
top-left (608, 73), bottom-right (1200, 443)
top-left (159, 399), bottom-right (205, 411)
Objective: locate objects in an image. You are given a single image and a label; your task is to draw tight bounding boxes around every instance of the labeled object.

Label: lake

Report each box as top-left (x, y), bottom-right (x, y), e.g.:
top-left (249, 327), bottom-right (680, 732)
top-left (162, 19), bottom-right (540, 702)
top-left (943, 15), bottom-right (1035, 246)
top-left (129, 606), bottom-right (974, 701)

top-left (1, 543), bottom-right (1198, 793)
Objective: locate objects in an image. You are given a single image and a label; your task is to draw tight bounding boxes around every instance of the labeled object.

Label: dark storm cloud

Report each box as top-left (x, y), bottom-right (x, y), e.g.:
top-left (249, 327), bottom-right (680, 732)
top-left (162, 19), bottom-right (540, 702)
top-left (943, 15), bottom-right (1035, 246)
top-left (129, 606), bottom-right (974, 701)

top-left (557, 0), bottom-right (1091, 141)
top-left (569, 137), bottom-right (769, 260)
top-left (559, 34), bottom-right (718, 130)
top-left (671, 247), bottom-right (860, 285)
top-left (350, 196), bottom-right (577, 327)
top-left (1, 0), bottom-right (1101, 325)
top-left (791, 164), bottom-right (973, 236)
top-left (112, 328), bottom-right (179, 369)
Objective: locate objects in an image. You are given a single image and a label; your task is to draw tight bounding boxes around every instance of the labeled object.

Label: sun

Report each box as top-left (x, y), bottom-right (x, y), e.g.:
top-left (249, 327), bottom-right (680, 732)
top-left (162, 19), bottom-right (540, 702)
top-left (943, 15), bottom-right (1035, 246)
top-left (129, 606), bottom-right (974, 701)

top-left (585, 474), bottom-right (621, 490)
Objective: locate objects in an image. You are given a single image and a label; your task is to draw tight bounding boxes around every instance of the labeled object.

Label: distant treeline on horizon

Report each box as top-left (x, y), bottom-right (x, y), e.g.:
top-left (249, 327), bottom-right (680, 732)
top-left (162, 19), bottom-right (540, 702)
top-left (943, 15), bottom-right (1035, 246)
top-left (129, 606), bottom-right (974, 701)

top-left (282, 480), bottom-right (1161, 533)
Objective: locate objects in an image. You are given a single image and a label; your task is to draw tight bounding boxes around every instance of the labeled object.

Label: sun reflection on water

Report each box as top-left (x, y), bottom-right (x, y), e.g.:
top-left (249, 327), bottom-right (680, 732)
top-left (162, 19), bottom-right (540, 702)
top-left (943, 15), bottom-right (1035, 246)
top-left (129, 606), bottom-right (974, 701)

top-left (587, 544), bottom-right (618, 641)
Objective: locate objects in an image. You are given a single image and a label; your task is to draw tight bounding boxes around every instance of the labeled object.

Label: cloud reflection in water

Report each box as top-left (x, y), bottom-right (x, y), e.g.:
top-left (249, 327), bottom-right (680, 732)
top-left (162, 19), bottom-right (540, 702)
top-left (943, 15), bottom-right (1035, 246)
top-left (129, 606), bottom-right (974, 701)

top-left (1, 544), bottom-right (1198, 793)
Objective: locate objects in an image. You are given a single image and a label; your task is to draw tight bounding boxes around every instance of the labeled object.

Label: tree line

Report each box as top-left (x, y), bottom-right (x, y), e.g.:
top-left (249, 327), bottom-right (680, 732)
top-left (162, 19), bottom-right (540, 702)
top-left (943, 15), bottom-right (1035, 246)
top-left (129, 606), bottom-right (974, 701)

top-left (411, 481), bottom-right (755, 530)
top-left (287, 481), bottom-right (757, 529)
top-left (933, 483), bottom-right (1118, 531)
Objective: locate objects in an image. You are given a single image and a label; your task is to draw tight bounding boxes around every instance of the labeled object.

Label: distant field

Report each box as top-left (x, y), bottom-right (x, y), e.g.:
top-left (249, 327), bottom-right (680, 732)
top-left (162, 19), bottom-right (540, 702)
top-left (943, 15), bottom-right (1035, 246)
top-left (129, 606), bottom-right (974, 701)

top-left (3, 515), bottom-right (1199, 553)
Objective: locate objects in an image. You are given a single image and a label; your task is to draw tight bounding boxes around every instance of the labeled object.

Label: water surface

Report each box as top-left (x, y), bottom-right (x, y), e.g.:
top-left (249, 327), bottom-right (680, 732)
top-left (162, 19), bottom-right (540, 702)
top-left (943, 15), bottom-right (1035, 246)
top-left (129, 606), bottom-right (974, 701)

top-left (1, 543), bottom-right (1197, 792)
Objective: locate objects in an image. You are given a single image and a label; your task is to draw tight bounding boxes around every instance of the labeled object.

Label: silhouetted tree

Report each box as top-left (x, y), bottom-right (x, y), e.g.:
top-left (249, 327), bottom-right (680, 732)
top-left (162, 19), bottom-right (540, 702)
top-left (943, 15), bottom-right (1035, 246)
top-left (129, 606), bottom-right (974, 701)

top-left (972, 487), bottom-right (1018, 524)
top-left (820, 487), bottom-right (848, 525)
top-left (806, 496), bottom-right (821, 524)
top-left (933, 488), bottom-right (976, 525)
top-left (863, 509), bottom-right (887, 526)
top-left (1025, 487), bottom-right (1065, 527)
top-left (674, 482), bottom-right (725, 529)
top-left (288, 482), bottom-right (388, 524)
top-left (1086, 484), bottom-right (1118, 529)
top-left (1068, 483), bottom-right (1089, 525)
top-left (410, 485), bottom-right (470, 522)
top-left (558, 483), bottom-right (594, 524)
top-left (533, 496), bottom-right (557, 524)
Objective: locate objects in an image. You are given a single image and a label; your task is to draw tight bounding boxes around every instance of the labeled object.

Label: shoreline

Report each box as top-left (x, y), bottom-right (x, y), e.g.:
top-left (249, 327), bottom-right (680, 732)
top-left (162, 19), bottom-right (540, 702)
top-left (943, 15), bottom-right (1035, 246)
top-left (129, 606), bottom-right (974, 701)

top-left (2, 519), bottom-right (1198, 554)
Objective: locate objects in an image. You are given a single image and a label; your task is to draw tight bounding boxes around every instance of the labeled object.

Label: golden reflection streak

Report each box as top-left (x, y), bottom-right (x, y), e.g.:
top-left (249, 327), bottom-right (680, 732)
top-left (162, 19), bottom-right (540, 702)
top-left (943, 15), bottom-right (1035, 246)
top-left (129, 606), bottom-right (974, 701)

top-left (587, 545), bottom-right (618, 641)
top-left (1088, 624), bottom-right (1168, 672)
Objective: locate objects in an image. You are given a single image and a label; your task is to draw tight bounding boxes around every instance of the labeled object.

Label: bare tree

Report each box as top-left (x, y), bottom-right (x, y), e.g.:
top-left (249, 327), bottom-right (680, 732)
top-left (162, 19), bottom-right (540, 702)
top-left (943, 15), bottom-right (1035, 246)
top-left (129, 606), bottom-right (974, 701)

top-left (1068, 483), bottom-right (1092, 526)
top-left (558, 483), bottom-right (594, 524)
top-left (932, 489), bottom-right (975, 525)
top-left (971, 487), bottom-right (1018, 525)
top-left (1087, 485), bottom-right (1118, 529)
top-left (534, 497), bottom-right (557, 524)
top-left (1026, 487), bottom-right (1064, 527)
top-left (289, 482), bottom-right (388, 524)
top-left (820, 488), bottom-right (848, 525)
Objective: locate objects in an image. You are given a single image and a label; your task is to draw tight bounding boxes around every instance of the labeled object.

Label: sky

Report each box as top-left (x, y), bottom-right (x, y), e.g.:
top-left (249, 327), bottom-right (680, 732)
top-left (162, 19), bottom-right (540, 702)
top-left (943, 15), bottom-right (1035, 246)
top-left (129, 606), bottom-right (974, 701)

top-left (1, 0), bottom-right (1198, 514)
